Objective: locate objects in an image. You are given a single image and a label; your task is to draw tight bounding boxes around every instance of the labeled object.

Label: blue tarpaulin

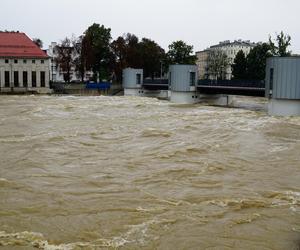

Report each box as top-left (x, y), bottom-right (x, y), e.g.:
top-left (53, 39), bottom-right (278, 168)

top-left (86, 82), bottom-right (111, 90)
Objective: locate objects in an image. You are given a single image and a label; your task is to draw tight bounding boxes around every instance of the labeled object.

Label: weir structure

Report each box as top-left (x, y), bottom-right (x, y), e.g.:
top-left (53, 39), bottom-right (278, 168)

top-left (122, 68), bottom-right (144, 96)
top-left (122, 68), bottom-right (168, 98)
top-left (122, 65), bottom-right (252, 106)
top-left (168, 65), bottom-right (199, 104)
top-left (122, 59), bottom-right (300, 116)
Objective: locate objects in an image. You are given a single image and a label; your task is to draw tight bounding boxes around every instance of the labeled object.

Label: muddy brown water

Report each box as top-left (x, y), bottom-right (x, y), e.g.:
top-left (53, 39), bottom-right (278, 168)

top-left (0, 95), bottom-right (299, 249)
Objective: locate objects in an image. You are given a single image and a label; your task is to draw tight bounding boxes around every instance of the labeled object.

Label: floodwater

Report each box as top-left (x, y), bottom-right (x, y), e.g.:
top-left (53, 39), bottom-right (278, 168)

top-left (0, 95), bottom-right (299, 250)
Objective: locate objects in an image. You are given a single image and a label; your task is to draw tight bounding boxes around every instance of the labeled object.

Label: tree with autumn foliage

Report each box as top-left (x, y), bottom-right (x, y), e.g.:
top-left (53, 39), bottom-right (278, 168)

top-left (55, 37), bottom-right (74, 83)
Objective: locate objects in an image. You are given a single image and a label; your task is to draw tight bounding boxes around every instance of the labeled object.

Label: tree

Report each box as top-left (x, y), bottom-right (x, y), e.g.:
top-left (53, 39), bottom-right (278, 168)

top-left (124, 33), bottom-right (143, 68)
top-left (72, 36), bottom-right (86, 82)
top-left (110, 33), bottom-right (141, 82)
top-left (139, 38), bottom-right (165, 79)
top-left (55, 37), bottom-right (74, 83)
top-left (269, 31), bottom-right (292, 57)
top-left (111, 35), bottom-right (130, 82)
top-left (111, 34), bottom-right (166, 81)
top-left (207, 49), bottom-right (229, 80)
top-left (167, 40), bottom-right (197, 65)
top-left (246, 43), bottom-right (272, 80)
top-left (232, 50), bottom-right (247, 79)
top-left (33, 38), bottom-right (43, 48)
top-left (83, 23), bottom-right (112, 81)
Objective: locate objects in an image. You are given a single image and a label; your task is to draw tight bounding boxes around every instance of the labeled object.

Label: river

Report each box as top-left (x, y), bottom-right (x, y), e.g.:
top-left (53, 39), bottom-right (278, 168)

top-left (0, 95), bottom-right (299, 249)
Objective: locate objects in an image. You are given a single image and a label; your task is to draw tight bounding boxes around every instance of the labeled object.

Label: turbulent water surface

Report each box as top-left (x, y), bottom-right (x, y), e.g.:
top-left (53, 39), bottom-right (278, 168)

top-left (0, 95), bottom-right (300, 250)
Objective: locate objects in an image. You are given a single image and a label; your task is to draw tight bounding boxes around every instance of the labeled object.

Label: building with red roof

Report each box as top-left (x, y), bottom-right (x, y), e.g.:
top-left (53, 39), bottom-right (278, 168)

top-left (0, 32), bottom-right (51, 93)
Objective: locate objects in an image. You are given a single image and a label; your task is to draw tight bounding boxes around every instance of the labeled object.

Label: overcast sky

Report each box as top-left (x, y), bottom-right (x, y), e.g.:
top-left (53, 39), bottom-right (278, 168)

top-left (1, 0), bottom-right (299, 53)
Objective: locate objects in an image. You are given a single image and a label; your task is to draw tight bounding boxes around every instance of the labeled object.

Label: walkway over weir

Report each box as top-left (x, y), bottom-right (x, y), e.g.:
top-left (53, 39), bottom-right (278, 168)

top-left (197, 80), bottom-right (265, 97)
top-left (141, 79), bottom-right (265, 97)
top-left (142, 79), bottom-right (169, 90)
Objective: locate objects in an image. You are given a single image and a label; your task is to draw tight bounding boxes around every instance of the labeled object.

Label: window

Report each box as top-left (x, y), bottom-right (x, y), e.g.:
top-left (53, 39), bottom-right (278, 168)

top-left (14, 59), bottom-right (18, 64)
top-left (23, 71), bottom-right (28, 87)
top-left (41, 60), bottom-right (44, 64)
top-left (169, 72), bottom-right (172, 86)
top-left (40, 71), bottom-right (45, 87)
top-left (5, 59), bottom-right (9, 64)
top-left (270, 68), bottom-right (274, 91)
top-left (14, 71), bottom-right (19, 87)
top-left (23, 59), bottom-right (27, 64)
top-left (136, 73), bottom-right (141, 85)
top-left (190, 72), bottom-right (196, 86)
top-left (5, 71), bottom-right (10, 87)
top-left (32, 60), bottom-right (36, 64)
top-left (32, 71), bottom-right (37, 87)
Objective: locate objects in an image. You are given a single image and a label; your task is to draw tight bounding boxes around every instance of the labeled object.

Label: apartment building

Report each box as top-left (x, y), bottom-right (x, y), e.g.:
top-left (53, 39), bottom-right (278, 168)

top-left (196, 40), bottom-right (258, 80)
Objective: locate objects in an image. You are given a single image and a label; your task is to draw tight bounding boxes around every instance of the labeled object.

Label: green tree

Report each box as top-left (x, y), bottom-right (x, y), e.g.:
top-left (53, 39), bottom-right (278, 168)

top-left (110, 33), bottom-right (142, 82)
top-left (246, 43), bottom-right (272, 80)
top-left (72, 36), bottom-right (86, 82)
top-left (232, 50), bottom-right (247, 79)
top-left (167, 40), bottom-right (197, 65)
top-left (124, 33), bottom-right (143, 68)
top-left (269, 31), bottom-right (292, 57)
top-left (139, 38), bottom-right (165, 79)
top-left (207, 49), bottom-right (229, 80)
top-left (111, 34), bottom-right (166, 81)
top-left (111, 36), bottom-right (127, 82)
top-left (83, 23), bottom-right (112, 81)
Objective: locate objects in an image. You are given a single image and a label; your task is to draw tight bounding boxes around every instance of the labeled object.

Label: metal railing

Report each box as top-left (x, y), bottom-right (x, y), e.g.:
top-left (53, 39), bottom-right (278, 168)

top-left (143, 79), bottom-right (169, 85)
top-left (198, 79), bottom-right (265, 89)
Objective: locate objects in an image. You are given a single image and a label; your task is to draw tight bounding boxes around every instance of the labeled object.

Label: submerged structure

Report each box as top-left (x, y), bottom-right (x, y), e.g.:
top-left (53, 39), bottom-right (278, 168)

top-left (266, 57), bottom-right (300, 116)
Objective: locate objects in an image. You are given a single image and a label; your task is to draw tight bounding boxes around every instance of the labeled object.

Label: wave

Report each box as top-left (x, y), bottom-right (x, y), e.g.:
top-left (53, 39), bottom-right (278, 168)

top-left (141, 128), bottom-right (172, 138)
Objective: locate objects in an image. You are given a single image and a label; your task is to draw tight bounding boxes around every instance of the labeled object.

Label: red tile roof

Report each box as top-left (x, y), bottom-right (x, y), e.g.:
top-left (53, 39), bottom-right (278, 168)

top-left (0, 32), bottom-right (48, 59)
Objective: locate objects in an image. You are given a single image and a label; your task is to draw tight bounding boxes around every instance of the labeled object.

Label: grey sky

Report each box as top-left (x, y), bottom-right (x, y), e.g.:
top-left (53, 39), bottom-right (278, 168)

top-left (1, 0), bottom-right (299, 53)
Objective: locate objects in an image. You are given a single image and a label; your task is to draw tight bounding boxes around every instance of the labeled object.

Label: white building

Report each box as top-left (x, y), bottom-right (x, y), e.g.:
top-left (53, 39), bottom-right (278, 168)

top-left (47, 42), bottom-right (93, 83)
top-left (196, 39), bottom-right (258, 80)
top-left (0, 32), bottom-right (51, 93)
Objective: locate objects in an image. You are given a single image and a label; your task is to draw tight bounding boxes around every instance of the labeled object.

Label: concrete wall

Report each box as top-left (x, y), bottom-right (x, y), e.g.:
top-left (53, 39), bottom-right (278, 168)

top-left (268, 99), bottom-right (300, 116)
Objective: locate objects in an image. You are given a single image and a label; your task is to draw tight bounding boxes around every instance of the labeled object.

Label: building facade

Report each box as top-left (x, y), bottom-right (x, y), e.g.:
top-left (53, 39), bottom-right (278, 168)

top-left (0, 32), bottom-right (51, 93)
top-left (196, 50), bottom-right (209, 80)
top-left (196, 40), bottom-right (257, 80)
